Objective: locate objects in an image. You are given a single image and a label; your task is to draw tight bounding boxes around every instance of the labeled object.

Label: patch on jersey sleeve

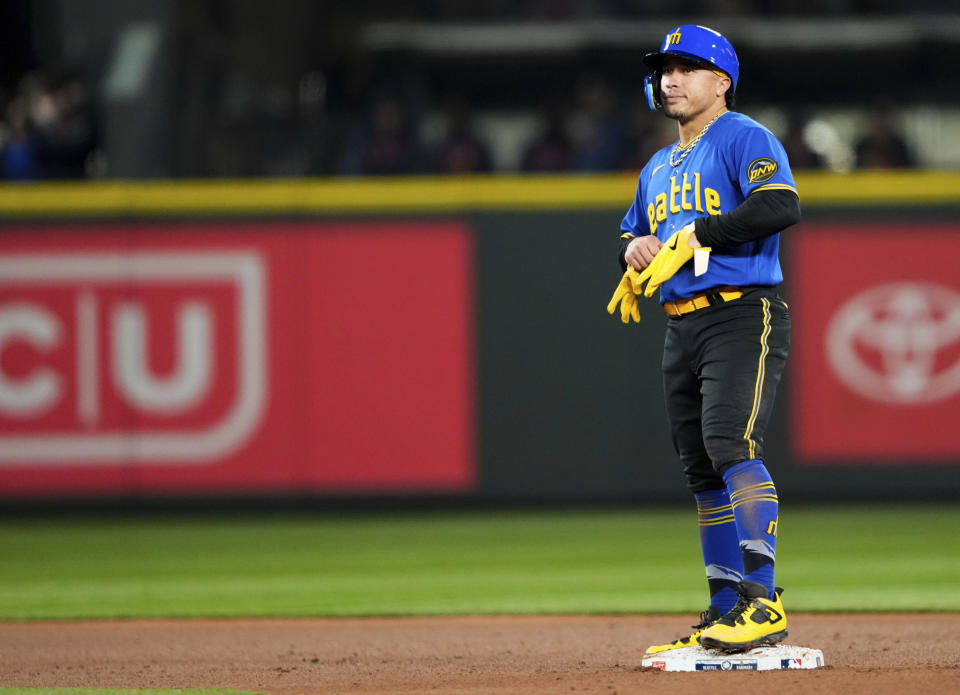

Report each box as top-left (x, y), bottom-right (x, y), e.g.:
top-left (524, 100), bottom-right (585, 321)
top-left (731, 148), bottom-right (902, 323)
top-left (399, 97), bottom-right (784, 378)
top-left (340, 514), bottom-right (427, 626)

top-left (747, 158), bottom-right (779, 183)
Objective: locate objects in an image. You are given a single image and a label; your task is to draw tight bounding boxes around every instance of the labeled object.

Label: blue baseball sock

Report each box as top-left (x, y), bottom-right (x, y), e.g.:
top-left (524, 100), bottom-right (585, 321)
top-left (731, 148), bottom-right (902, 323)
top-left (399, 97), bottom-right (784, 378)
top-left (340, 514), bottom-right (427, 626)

top-left (694, 488), bottom-right (743, 613)
top-left (723, 459), bottom-right (779, 598)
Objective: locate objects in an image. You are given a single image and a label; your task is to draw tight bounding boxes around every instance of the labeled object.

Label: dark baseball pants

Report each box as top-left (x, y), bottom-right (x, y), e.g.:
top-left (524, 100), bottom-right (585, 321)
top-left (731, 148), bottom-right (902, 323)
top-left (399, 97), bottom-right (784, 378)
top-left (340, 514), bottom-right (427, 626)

top-left (661, 286), bottom-right (791, 492)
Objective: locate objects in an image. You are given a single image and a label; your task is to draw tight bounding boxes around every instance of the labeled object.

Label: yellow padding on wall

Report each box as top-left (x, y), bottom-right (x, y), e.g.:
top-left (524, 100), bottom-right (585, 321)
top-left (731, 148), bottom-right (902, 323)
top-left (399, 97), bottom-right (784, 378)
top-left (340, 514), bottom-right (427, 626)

top-left (0, 175), bottom-right (634, 216)
top-left (0, 170), bottom-right (956, 216)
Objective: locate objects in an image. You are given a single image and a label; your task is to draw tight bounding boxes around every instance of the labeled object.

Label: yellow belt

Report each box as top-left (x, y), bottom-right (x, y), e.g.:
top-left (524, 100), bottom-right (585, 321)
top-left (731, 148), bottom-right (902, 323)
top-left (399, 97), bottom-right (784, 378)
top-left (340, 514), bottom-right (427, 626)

top-left (663, 287), bottom-right (744, 316)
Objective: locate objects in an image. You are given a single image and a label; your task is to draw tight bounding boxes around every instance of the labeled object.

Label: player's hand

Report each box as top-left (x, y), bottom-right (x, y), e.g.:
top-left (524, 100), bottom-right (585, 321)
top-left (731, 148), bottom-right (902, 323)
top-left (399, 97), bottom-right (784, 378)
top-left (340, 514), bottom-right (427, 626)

top-left (624, 235), bottom-right (662, 270)
top-left (642, 223), bottom-right (711, 297)
top-left (606, 267), bottom-right (643, 323)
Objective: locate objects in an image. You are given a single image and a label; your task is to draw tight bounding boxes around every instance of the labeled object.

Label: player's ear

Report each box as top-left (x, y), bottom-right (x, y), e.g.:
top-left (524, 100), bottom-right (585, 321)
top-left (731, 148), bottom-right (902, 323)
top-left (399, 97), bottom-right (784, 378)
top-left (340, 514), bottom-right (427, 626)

top-left (715, 74), bottom-right (731, 98)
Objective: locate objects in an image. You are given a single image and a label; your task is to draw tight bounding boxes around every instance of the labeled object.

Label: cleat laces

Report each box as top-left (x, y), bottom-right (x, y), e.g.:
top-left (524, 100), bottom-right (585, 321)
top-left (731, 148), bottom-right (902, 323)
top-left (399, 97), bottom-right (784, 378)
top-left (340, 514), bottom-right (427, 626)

top-left (693, 607), bottom-right (718, 630)
top-left (715, 595), bottom-right (753, 627)
top-left (658, 606), bottom-right (721, 649)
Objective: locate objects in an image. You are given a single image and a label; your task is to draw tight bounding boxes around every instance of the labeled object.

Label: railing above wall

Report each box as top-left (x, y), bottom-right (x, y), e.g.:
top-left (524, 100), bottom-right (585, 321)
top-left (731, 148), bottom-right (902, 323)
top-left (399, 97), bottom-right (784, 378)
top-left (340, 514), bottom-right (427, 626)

top-left (361, 16), bottom-right (960, 54)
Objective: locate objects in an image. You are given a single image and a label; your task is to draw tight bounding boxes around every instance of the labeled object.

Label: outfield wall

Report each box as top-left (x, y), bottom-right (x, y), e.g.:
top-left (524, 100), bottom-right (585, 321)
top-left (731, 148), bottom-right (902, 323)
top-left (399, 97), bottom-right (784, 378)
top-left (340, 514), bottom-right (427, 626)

top-left (0, 172), bottom-right (958, 502)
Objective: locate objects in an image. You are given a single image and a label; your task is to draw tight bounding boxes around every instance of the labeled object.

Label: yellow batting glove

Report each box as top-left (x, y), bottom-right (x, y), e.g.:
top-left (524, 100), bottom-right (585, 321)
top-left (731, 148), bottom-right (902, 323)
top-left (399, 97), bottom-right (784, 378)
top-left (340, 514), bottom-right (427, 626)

top-left (606, 268), bottom-right (642, 323)
top-left (631, 249), bottom-right (666, 295)
top-left (642, 223), bottom-right (710, 298)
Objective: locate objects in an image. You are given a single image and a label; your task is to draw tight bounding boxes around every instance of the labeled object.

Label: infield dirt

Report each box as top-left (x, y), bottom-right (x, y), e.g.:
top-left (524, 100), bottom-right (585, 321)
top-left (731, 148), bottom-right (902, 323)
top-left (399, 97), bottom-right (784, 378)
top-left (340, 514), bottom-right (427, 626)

top-left (1, 614), bottom-right (957, 694)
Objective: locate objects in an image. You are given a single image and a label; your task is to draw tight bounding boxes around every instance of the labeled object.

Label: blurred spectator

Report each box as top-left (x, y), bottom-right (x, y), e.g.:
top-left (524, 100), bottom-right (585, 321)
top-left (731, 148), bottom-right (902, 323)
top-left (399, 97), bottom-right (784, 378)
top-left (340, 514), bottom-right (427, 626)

top-left (339, 90), bottom-right (417, 175)
top-left (569, 72), bottom-right (628, 171)
top-left (854, 106), bottom-right (914, 169)
top-left (38, 74), bottom-right (100, 178)
top-left (434, 95), bottom-right (492, 173)
top-left (521, 101), bottom-right (572, 172)
top-left (1, 95), bottom-right (40, 179)
top-left (0, 71), bottom-right (100, 180)
top-left (781, 115), bottom-right (824, 170)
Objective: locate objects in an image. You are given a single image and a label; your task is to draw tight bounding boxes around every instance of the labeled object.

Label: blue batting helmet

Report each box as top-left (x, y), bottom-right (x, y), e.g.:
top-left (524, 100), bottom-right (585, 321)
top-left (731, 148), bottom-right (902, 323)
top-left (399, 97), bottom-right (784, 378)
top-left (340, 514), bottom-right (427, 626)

top-left (642, 25), bottom-right (739, 111)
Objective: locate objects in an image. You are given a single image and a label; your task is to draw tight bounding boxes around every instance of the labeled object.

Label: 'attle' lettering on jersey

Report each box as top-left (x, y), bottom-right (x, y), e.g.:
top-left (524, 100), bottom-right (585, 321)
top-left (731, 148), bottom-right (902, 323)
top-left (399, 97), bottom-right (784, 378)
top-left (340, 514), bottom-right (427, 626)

top-left (647, 173), bottom-right (722, 235)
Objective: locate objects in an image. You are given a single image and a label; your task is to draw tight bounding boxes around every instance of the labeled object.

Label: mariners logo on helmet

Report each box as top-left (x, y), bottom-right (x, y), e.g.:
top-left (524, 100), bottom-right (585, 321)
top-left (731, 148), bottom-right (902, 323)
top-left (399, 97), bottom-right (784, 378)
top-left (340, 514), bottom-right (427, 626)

top-left (747, 158), bottom-right (779, 183)
top-left (668, 29), bottom-right (683, 45)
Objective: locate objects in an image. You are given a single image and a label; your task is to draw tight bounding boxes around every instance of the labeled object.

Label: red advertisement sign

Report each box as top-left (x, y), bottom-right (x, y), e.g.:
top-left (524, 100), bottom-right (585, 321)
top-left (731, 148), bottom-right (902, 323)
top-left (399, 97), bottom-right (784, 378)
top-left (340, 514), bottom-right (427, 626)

top-left (0, 222), bottom-right (475, 496)
top-left (792, 225), bottom-right (960, 462)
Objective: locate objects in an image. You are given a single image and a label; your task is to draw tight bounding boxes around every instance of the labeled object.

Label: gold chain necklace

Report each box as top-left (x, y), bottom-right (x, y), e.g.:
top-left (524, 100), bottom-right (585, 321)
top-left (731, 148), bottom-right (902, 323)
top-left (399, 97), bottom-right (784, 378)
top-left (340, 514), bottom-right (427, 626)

top-left (669, 110), bottom-right (727, 167)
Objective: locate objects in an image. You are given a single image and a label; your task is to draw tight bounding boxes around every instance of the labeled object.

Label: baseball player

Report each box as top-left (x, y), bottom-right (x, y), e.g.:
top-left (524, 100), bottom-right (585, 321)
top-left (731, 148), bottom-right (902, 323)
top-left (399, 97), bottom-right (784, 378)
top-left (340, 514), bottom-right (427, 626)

top-left (607, 25), bottom-right (800, 654)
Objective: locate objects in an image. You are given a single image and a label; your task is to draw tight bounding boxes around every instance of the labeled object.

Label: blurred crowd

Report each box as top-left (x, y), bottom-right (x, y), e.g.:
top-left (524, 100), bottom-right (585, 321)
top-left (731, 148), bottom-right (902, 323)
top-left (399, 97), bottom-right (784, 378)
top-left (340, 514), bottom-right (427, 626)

top-left (310, 75), bottom-right (916, 177)
top-left (0, 71), bottom-right (101, 180)
top-left (0, 0), bottom-right (944, 181)
top-left (335, 74), bottom-right (652, 176)
top-left (0, 66), bottom-right (915, 181)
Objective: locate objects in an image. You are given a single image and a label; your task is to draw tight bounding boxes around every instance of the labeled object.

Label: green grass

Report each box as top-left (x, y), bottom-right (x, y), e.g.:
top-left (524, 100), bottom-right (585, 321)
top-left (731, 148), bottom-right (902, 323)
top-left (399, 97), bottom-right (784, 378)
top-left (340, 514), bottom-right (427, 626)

top-left (0, 505), bottom-right (957, 620)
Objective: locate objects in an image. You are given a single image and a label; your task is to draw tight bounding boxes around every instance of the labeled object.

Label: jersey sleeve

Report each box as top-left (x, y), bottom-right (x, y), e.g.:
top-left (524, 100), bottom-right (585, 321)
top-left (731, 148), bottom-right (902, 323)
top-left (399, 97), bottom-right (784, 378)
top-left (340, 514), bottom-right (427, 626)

top-left (731, 125), bottom-right (798, 198)
top-left (619, 169), bottom-right (652, 241)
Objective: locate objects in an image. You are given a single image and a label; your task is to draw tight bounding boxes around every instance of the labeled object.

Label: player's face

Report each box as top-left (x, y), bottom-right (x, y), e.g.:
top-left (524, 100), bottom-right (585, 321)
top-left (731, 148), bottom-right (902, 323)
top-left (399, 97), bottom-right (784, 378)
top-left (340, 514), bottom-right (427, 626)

top-left (659, 57), bottom-right (729, 124)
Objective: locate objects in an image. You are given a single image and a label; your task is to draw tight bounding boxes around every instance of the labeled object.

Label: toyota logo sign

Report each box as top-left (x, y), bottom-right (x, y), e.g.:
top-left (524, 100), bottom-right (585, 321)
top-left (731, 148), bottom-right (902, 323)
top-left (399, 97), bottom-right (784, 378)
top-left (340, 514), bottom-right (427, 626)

top-left (825, 282), bottom-right (960, 405)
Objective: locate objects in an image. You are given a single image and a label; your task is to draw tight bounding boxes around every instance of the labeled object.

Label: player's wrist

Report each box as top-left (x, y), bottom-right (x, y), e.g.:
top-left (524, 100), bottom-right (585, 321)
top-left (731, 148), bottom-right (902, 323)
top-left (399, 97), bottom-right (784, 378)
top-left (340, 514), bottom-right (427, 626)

top-left (691, 217), bottom-right (716, 249)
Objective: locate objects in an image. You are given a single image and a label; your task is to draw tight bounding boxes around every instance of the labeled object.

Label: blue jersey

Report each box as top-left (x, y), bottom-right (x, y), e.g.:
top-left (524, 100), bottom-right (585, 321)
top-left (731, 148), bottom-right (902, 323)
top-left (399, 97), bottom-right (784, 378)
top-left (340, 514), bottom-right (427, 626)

top-left (620, 111), bottom-right (797, 303)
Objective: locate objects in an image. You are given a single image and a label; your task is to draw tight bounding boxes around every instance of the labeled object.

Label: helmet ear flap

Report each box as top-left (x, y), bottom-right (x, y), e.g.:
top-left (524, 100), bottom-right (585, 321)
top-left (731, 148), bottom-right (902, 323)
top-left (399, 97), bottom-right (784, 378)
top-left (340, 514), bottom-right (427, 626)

top-left (644, 73), bottom-right (662, 111)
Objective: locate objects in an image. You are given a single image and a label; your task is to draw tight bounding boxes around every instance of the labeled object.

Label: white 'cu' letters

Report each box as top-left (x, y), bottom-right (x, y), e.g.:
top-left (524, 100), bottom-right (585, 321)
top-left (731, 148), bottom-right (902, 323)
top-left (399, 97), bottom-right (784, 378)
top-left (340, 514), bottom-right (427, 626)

top-left (0, 303), bottom-right (62, 417)
top-left (113, 301), bottom-right (213, 413)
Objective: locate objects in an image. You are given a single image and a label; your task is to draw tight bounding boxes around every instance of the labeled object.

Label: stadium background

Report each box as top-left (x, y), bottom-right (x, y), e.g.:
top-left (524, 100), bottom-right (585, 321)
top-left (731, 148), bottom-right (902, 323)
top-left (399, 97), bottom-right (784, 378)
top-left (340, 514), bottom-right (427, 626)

top-left (1, 6), bottom-right (959, 694)
top-left (1, 1), bottom-right (959, 508)
top-left (1, 0), bottom-right (960, 580)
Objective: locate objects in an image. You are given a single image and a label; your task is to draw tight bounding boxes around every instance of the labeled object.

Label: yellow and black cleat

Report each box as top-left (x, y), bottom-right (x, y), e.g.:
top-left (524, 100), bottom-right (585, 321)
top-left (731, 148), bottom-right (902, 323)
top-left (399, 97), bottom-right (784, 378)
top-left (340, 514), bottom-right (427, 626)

top-left (699, 581), bottom-right (788, 653)
top-left (645, 606), bottom-right (722, 655)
